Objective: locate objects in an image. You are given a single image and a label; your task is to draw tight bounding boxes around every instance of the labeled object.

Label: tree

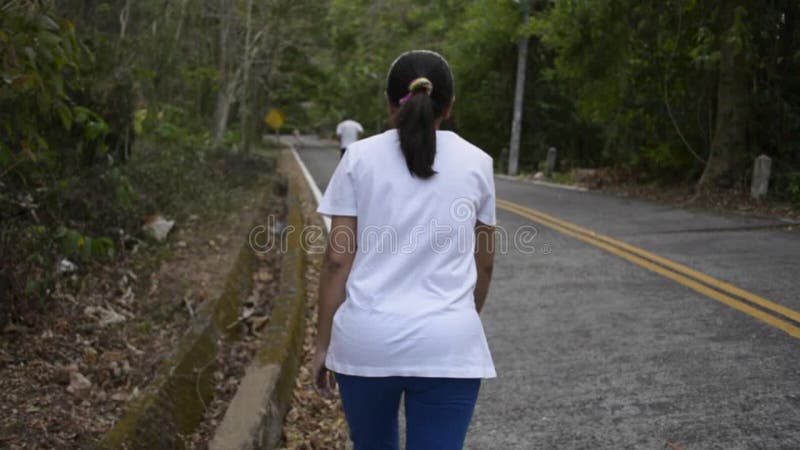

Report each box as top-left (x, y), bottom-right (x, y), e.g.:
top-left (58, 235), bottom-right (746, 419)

top-left (698, 0), bottom-right (752, 188)
top-left (212, 0), bottom-right (238, 146)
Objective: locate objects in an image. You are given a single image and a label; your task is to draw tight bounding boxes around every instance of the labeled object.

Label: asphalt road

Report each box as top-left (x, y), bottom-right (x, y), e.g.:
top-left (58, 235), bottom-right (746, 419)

top-left (284, 134), bottom-right (800, 450)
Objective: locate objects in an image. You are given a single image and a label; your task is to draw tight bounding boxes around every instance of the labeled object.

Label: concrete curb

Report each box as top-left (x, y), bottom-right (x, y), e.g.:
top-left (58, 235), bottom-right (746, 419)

top-left (209, 152), bottom-right (309, 450)
top-left (100, 179), bottom-right (277, 449)
top-left (495, 173), bottom-right (589, 192)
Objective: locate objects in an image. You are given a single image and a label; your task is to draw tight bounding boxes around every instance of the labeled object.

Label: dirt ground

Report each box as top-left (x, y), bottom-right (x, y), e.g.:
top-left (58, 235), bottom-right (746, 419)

top-left (521, 168), bottom-right (800, 224)
top-left (0, 152), bottom-right (279, 449)
top-left (601, 182), bottom-right (800, 224)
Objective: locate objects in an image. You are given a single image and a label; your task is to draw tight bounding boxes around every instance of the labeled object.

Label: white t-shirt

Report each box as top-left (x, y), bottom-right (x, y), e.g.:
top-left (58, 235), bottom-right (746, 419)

top-left (336, 120), bottom-right (364, 149)
top-left (317, 129), bottom-right (497, 379)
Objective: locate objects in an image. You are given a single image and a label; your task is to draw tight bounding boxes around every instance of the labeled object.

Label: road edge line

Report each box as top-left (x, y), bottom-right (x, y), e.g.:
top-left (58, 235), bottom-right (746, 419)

top-left (290, 144), bottom-right (331, 232)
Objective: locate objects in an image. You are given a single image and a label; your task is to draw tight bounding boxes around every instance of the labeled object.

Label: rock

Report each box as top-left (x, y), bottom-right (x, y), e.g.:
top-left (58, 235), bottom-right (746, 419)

top-left (67, 371), bottom-right (92, 397)
top-left (533, 171), bottom-right (544, 180)
top-left (57, 258), bottom-right (78, 275)
top-left (142, 215), bottom-right (175, 242)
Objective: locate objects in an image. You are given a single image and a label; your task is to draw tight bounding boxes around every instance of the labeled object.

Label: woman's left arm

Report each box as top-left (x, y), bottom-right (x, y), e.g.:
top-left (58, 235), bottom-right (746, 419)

top-left (312, 215), bottom-right (357, 396)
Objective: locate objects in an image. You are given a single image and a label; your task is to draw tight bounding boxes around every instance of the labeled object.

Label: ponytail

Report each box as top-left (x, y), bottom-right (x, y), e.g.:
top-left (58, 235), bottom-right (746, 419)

top-left (396, 78), bottom-right (437, 179)
top-left (386, 51), bottom-right (454, 179)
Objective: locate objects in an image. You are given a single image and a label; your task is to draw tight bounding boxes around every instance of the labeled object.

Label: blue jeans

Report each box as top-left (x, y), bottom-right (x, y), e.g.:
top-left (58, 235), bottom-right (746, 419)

top-left (336, 374), bottom-right (481, 450)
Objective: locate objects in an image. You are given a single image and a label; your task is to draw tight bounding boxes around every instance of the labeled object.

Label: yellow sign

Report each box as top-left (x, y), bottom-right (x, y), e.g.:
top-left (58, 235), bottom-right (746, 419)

top-left (264, 109), bottom-right (285, 131)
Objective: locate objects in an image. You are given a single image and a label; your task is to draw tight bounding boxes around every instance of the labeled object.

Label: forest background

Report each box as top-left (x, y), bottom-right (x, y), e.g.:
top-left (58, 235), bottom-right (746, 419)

top-left (2, 0), bottom-right (799, 320)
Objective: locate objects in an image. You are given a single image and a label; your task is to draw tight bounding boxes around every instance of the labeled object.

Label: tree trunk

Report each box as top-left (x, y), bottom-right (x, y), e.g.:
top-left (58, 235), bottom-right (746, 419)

top-left (117, 0), bottom-right (132, 44)
top-left (213, 79), bottom-right (236, 146)
top-left (173, 0), bottom-right (189, 47)
top-left (698, 0), bottom-right (751, 188)
top-left (239, 0), bottom-right (254, 153)
top-left (212, 0), bottom-right (232, 147)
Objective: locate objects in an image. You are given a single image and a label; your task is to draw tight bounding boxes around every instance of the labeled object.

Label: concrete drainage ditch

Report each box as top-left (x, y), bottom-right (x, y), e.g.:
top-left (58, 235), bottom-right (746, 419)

top-left (100, 151), bottom-right (311, 450)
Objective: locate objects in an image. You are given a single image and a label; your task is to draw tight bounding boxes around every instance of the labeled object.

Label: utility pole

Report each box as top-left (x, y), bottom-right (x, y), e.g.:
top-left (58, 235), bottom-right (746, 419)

top-left (508, 0), bottom-right (531, 176)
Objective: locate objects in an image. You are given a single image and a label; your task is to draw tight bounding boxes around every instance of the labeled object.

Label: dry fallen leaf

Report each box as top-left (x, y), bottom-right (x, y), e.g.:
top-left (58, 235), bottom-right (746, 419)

top-left (251, 316), bottom-right (270, 332)
top-left (282, 247), bottom-right (350, 449)
top-left (255, 269), bottom-right (273, 283)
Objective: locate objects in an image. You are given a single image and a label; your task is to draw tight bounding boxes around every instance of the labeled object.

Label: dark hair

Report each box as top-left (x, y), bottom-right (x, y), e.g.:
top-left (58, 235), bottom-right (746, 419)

top-left (386, 50), bottom-right (454, 179)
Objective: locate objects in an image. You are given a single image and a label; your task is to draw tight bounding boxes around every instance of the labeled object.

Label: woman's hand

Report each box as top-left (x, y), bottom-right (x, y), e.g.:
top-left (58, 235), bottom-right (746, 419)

top-left (311, 348), bottom-right (337, 398)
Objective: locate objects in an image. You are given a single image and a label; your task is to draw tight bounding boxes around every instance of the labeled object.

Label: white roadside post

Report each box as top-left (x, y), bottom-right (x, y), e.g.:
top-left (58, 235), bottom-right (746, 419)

top-left (545, 146), bottom-right (557, 179)
top-left (750, 154), bottom-right (772, 200)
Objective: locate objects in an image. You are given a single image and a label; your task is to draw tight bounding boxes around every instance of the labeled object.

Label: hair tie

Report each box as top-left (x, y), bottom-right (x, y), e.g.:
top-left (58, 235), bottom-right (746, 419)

top-left (399, 77), bottom-right (434, 105)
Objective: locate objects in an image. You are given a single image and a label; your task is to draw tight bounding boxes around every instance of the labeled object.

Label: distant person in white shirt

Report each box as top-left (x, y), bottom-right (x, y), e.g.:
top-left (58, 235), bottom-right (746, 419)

top-left (335, 117), bottom-right (364, 157)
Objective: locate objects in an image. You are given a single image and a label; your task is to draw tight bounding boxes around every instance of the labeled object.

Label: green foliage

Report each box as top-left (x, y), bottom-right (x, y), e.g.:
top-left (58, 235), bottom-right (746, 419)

top-left (445, 0), bottom-right (519, 155)
top-left (105, 167), bottom-right (137, 209)
top-left (530, 1), bottom-right (708, 171)
top-left (3, 0), bottom-right (800, 323)
top-left (0, 3), bottom-right (110, 180)
top-left (788, 176), bottom-right (800, 205)
top-left (283, 0), bottom-right (799, 190)
top-left (773, 170), bottom-right (800, 205)
top-left (302, 0), bottom-right (468, 135)
top-left (0, 0), bottom-right (286, 320)
top-left (530, 0), bottom-right (800, 185)
top-left (56, 226), bottom-right (116, 262)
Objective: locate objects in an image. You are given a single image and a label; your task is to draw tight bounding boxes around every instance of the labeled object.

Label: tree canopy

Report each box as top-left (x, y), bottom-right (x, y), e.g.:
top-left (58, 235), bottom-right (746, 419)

top-left (2, 0), bottom-right (800, 316)
top-left (3, 0), bottom-right (799, 190)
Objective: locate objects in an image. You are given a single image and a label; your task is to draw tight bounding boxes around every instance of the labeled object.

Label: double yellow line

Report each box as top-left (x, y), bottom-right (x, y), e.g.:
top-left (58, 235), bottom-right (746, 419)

top-left (497, 198), bottom-right (800, 338)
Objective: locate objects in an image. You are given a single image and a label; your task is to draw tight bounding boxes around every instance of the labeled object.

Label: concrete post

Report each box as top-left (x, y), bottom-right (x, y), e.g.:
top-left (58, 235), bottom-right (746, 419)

top-left (545, 147), bottom-right (557, 179)
top-left (750, 154), bottom-right (771, 200)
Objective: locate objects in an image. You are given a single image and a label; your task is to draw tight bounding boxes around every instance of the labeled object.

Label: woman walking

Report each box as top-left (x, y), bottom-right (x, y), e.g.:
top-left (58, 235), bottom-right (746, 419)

top-left (312, 50), bottom-right (497, 450)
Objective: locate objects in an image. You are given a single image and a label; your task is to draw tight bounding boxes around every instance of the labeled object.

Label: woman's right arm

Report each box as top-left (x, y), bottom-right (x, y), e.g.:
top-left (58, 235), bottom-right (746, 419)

top-left (474, 221), bottom-right (495, 313)
top-left (315, 216), bottom-right (357, 352)
top-left (312, 215), bottom-right (357, 396)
